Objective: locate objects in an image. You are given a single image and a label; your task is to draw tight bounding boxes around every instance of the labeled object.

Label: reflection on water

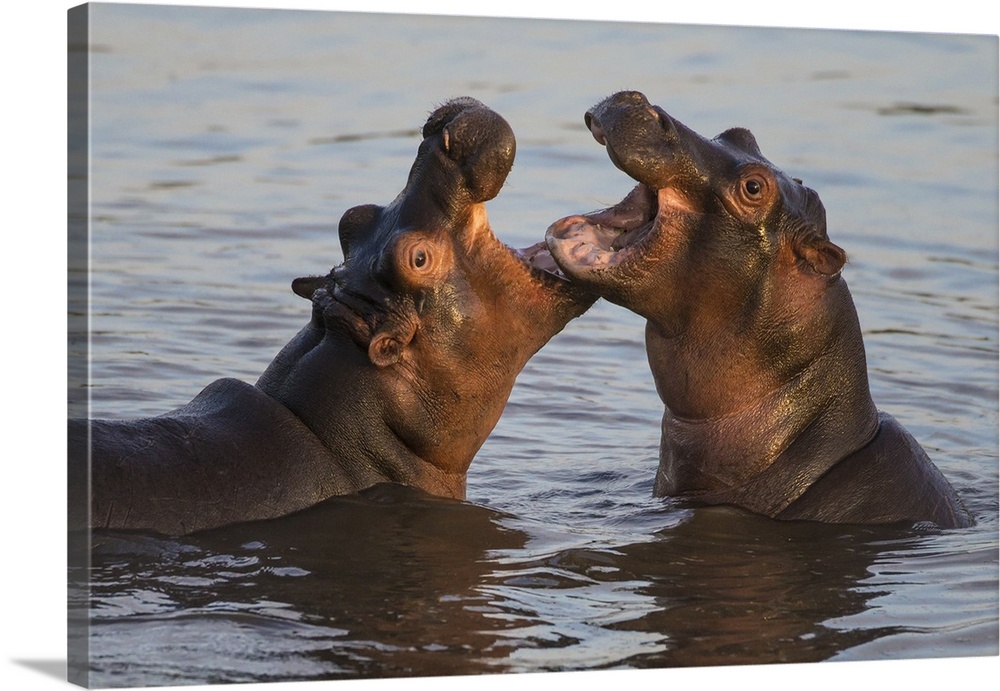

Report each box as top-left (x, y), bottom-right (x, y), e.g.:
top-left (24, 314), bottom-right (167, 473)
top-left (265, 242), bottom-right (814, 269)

top-left (72, 4), bottom-right (998, 686)
top-left (83, 491), bottom-right (996, 685)
top-left (87, 486), bottom-right (529, 684)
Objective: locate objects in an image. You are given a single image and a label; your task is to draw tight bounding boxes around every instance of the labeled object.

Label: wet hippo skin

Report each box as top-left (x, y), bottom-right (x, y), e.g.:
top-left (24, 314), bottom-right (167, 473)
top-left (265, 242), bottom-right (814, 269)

top-left (70, 97), bottom-right (595, 535)
top-left (545, 90), bottom-right (971, 528)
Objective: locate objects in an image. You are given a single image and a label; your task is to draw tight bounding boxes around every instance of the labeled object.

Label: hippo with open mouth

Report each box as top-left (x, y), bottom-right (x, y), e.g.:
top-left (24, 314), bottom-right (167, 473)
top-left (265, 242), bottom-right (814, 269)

top-left (545, 90), bottom-right (971, 528)
top-left (70, 97), bottom-right (595, 535)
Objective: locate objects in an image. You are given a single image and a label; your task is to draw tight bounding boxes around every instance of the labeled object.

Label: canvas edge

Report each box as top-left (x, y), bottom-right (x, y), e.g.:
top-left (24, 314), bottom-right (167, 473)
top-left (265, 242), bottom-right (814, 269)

top-left (67, 3), bottom-right (92, 688)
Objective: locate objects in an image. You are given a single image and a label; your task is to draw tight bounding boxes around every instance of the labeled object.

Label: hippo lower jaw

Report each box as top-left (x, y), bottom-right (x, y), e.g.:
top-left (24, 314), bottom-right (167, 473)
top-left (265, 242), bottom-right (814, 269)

top-left (513, 241), bottom-right (571, 280)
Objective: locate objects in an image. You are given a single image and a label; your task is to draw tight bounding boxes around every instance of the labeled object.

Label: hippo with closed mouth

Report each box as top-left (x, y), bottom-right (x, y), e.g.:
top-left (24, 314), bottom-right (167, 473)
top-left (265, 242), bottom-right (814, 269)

top-left (545, 90), bottom-right (971, 528)
top-left (70, 97), bottom-right (595, 536)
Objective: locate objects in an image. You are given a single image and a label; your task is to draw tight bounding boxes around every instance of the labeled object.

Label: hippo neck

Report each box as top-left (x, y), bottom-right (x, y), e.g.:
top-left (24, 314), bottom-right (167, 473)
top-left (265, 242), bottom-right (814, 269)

top-left (649, 277), bottom-right (880, 506)
top-left (474, 231), bottom-right (590, 349)
top-left (393, 236), bottom-right (589, 460)
top-left (256, 321), bottom-right (467, 499)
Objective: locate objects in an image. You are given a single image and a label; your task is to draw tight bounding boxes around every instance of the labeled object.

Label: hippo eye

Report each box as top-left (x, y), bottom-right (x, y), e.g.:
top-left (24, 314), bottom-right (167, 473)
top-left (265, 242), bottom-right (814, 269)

top-left (407, 244), bottom-right (434, 272)
top-left (739, 173), bottom-right (769, 204)
top-left (394, 236), bottom-right (448, 288)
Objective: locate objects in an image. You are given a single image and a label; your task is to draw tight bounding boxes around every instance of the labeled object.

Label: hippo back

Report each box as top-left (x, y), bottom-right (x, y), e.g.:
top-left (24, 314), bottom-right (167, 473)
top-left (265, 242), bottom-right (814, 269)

top-left (776, 412), bottom-right (973, 528)
top-left (71, 378), bottom-right (354, 535)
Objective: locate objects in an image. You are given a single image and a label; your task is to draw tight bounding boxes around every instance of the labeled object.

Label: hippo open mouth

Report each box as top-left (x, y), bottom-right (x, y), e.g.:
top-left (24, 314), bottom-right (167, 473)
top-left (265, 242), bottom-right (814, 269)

top-left (545, 96), bottom-right (707, 276)
top-left (545, 182), bottom-right (665, 272)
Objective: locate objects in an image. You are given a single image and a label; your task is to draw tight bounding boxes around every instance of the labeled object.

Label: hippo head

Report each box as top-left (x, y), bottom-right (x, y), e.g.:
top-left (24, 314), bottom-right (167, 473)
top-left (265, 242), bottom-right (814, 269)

top-left (297, 98), bottom-right (520, 363)
top-left (289, 98), bottom-right (594, 490)
top-left (545, 90), bottom-right (845, 333)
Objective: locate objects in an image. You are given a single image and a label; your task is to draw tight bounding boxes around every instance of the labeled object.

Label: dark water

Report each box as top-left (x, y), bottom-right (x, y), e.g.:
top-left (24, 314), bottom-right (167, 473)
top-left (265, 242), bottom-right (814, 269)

top-left (70, 5), bottom-right (998, 686)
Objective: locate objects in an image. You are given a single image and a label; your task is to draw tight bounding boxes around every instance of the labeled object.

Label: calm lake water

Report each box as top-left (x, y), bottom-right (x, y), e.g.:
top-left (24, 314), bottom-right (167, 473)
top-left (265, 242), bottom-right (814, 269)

top-left (69, 4), bottom-right (998, 687)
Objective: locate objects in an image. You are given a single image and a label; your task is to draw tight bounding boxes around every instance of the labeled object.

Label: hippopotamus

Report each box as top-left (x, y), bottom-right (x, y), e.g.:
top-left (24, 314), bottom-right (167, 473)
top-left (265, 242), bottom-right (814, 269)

top-left (545, 90), bottom-right (972, 528)
top-left (70, 97), bottom-right (595, 536)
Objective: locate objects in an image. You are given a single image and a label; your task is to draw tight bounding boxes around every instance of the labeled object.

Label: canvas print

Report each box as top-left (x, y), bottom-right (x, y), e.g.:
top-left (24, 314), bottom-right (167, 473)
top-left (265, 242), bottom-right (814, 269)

top-left (67, 2), bottom-right (999, 687)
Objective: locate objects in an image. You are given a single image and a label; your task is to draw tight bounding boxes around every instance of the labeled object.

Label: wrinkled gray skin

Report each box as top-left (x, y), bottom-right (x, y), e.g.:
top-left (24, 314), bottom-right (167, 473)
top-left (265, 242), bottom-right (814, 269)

top-left (70, 98), bottom-right (595, 536)
top-left (546, 90), bottom-right (971, 528)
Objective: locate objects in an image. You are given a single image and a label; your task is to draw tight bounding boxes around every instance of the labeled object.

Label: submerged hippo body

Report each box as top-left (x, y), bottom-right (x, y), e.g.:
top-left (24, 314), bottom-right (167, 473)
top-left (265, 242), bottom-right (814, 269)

top-left (546, 90), bottom-right (971, 528)
top-left (71, 98), bottom-right (594, 535)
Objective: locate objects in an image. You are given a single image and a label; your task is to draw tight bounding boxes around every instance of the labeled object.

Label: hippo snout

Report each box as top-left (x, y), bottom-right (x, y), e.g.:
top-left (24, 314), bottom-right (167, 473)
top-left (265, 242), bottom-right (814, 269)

top-left (584, 111), bottom-right (607, 145)
top-left (581, 91), bottom-right (697, 189)
top-left (448, 109), bottom-right (515, 202)
top-left (418, 98), bottom-right (515, 204)
top-left (585, 90), bottom-right (665, 136)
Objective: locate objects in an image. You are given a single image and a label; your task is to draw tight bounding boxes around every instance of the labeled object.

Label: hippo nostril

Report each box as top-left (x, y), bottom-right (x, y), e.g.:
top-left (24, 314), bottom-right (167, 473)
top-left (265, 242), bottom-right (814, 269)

top-left (650, 106), bottom-right (675, 135)
top-left (585, 113), bottom-right (607, 146)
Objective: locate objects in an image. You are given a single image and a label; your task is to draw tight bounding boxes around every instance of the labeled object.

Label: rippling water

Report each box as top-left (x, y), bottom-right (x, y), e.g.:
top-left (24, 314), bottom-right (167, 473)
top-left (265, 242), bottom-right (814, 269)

top-left (69, 5), bottom-right (998, 686)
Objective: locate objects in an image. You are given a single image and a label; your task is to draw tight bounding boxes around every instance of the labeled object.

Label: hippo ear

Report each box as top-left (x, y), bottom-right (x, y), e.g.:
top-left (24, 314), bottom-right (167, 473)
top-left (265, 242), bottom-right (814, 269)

top-left (367, 321), bottom-right (417, 368)
top-left (339, 204), bottom-right (382, 259)
top-left (792, 234), bottom-right (846, 276)
top-left (291, 275), bottom-right (326, 300)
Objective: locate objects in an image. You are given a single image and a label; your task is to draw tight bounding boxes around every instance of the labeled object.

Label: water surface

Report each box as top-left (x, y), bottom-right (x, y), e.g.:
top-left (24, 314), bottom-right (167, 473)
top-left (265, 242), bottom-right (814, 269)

top-left (71, 5), bottom-right (998, 686)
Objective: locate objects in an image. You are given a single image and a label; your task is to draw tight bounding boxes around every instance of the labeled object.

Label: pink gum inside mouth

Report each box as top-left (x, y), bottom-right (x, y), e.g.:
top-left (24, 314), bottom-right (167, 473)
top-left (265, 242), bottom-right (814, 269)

top-left (547, 216), bottom-right (624, 268)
